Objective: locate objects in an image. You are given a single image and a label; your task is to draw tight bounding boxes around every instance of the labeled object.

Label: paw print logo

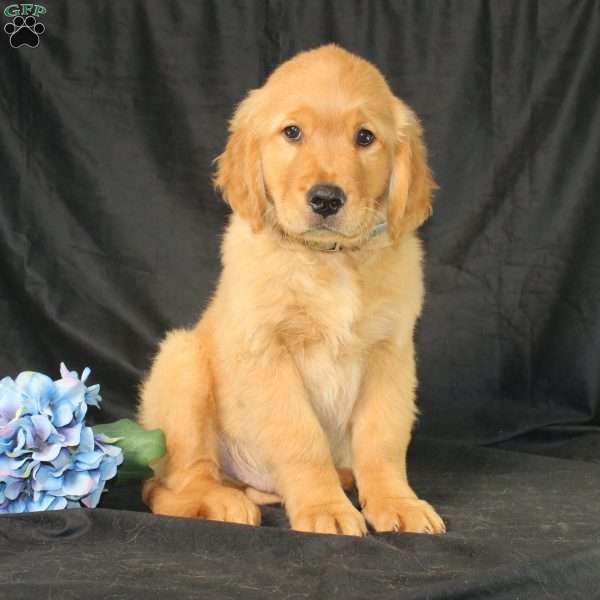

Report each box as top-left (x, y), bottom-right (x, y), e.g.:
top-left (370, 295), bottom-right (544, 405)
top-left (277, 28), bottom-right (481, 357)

top-left (4, 15), bottom-right (45, 48)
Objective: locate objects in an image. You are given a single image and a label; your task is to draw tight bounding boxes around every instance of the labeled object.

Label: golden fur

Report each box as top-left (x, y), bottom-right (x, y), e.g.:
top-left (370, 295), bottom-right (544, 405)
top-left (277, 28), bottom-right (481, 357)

top-left (137, 44), bottom-right (445, 536)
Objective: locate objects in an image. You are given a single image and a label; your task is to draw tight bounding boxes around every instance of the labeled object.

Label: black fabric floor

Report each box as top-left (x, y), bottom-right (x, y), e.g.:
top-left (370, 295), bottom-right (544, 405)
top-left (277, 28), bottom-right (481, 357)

top-left (2, 438), bottom-right (599, 599)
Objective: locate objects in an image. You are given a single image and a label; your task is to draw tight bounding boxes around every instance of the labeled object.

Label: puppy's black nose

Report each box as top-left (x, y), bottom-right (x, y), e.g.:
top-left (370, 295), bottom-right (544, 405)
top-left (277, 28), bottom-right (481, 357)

top-left (307, 184), bottom-right (346, 217)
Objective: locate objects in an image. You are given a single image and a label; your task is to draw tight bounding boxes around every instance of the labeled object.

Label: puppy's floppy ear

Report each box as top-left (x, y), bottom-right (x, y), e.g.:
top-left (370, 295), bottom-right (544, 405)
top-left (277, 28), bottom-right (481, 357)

top-left (387, 99), bottom-right (436, 240)
top-left (214, 90), bottom-right (267, 232)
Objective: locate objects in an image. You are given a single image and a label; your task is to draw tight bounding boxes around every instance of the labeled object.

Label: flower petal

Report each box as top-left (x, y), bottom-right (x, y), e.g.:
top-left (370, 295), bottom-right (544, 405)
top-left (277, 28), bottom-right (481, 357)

top-left (85, 384), bottom-right (101, 408)
top-left (74, 451), bottom-right (104, 470)
top-left (7, 497), bottom-right (26, 513)
top-left (56, 423), bottom-right (82, 446)
top-left (94, 432), bottom-right (122, 445)
top-left (49, 448), bottom-right (72, 475)
top-left (78, 427), bottom-right (94, 454)
top-left (14, 372), bottom-right (54, 414)
top-left (30, 414), bottom-right (54, 443)
top-left (48, 496), bottom-right (68, 510)
top-left (81, 484), bottom-right (104, 508)
top-left (94, 440), bottom-right (123, 458)
top-left (51, 399), bottom-right (75, 428)
top-left (0, 378), bottom-right (21, 423)
top-left (28, 492), bottom-right (64, 512)
top-left (99, 457), bottom-right (119, 481)
top-left (59, 363), bottom-right (71, 380)
top-left (32, 443), bottom-right (61, 462)
top-left (32, 465), bottom-right (63, 492)
top-left (81, 367), bottom-right (91, 384)
top-left (0, 455), bottom-right (29, 478)
top-left (5, 478), bottom-right (25, 500)
top-left (5, 427), bottom-right (27, 457)
top-left (0, 420), bottom-right (19, 442)
top-left (61, 471), bottom-right (96, 496)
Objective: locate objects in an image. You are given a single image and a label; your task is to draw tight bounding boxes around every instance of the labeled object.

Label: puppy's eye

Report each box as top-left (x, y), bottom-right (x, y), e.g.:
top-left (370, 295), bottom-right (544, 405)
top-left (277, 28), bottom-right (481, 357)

top-left (356, 128), bottom-right (375, 147)
top-left (283, 125), bottom-right (302, 141)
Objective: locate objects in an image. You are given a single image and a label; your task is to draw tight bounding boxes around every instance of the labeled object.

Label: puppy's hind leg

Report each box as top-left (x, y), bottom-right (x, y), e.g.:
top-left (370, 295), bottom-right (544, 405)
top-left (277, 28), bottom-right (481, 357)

top-left (137, 327), bottom-right (260, 526)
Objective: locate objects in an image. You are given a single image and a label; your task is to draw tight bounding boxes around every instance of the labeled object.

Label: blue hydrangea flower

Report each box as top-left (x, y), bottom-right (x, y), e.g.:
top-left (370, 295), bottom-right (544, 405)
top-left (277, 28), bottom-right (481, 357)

top-left (0, 363), bottom-right (123, 513)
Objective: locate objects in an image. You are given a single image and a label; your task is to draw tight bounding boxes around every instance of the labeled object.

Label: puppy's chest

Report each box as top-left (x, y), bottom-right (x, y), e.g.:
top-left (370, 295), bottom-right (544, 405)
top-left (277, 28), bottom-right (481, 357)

top-left (279, 259), bottom-right (394, 446)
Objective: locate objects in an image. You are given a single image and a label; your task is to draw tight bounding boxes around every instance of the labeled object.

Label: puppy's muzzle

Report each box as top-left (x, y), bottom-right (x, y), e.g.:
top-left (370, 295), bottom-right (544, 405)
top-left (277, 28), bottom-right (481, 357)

top-left (307, 184), bottom-right (346, 217)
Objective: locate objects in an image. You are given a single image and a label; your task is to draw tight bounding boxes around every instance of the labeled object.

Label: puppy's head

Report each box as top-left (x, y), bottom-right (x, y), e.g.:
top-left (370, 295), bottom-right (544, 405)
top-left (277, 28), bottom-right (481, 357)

top-left (215, 44), bottom-right (435, 245)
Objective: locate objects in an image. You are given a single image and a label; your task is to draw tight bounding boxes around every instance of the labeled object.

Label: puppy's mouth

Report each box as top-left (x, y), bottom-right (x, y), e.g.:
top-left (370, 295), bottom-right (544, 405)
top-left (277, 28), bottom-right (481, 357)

top-left (305, 224), bottom-right (350, 236)
top-left (299, 222), bottom-right (375, 248)
top-left (273, 219), bottom-right (363, 246)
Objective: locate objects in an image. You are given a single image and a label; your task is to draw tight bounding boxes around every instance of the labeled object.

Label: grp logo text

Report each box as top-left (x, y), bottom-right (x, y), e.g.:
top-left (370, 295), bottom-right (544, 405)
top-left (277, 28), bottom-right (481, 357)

top-left (4, 4), bottom-right (46, 18)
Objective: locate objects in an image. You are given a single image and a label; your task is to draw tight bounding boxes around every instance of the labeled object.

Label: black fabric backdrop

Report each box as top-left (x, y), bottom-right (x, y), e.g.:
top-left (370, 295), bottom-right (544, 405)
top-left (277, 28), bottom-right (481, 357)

top-left (1, 1), bottom-right (600, 598)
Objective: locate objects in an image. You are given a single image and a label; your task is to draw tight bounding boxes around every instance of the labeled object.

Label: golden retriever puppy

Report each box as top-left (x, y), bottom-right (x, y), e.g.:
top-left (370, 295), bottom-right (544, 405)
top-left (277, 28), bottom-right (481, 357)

top-left (138, 44), bottom-right (445, 536)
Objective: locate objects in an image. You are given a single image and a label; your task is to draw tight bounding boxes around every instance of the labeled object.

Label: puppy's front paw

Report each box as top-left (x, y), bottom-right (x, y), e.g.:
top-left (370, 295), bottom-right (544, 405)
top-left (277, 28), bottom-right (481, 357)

top-left (290, 500), bottom-right (367, 536)
top-left (197, 485), bottom-right (262, 526)
top-left (147, 482), bottom-right (261, 526)
top-left (362, 496), bottom-right (446, 534)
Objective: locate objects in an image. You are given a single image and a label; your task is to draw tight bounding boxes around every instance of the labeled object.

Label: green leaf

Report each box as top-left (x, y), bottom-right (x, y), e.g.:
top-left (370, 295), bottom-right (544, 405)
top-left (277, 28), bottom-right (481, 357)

top-left (93, 419), bottom-right (166, 482)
